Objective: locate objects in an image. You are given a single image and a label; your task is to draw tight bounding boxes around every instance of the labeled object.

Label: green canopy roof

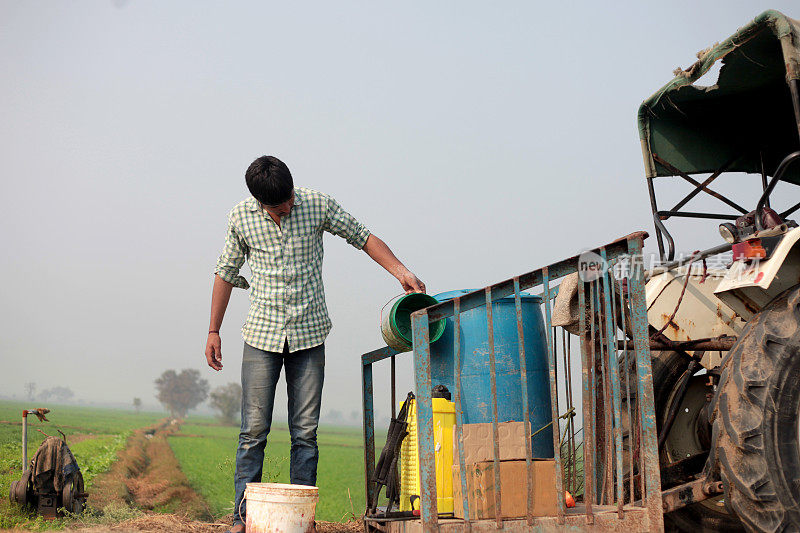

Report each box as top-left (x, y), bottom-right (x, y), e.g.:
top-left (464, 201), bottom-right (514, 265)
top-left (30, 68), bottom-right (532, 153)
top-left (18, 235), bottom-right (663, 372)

top-left (638, 10), bottom-right (800, 184)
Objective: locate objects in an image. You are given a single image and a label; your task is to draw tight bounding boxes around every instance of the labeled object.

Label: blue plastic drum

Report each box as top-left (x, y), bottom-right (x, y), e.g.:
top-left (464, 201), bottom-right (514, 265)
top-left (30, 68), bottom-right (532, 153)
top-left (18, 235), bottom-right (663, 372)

top-left (429, 289), bottom-right (554, 458)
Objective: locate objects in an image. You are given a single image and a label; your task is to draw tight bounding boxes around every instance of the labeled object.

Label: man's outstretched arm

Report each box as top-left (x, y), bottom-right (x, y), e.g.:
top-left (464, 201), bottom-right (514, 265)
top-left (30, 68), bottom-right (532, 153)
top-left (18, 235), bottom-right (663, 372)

top-left (206, 275), bottom-right (233, 371)
top-left (363, 234), bottom-right (426, 294)
top-left (207, 212), bottom-right (249, 372)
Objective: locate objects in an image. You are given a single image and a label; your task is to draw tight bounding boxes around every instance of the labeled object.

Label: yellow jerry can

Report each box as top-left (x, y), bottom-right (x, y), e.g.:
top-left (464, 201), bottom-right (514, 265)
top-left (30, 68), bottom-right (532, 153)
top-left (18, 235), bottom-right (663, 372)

top-left (398, 396), bottom-right (455, 513)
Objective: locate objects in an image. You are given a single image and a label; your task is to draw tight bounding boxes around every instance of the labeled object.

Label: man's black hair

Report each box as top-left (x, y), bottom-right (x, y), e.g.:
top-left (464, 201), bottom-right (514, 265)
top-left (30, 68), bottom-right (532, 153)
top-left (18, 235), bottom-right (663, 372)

top-left (245, 156), bottom-right (294, 206)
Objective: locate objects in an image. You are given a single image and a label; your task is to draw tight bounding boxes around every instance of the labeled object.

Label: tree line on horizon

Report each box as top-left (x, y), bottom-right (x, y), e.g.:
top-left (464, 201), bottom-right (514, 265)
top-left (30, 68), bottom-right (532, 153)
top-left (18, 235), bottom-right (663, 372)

top-left (154, 368), bottom-right (241, 424)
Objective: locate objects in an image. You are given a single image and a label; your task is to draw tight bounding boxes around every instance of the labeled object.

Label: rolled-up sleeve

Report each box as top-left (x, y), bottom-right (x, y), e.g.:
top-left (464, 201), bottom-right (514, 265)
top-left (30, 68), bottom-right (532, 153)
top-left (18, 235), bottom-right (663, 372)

top-left (322, 196), bottom-right (371, 249)
top-left (215, 212), bottom-right (250, 289)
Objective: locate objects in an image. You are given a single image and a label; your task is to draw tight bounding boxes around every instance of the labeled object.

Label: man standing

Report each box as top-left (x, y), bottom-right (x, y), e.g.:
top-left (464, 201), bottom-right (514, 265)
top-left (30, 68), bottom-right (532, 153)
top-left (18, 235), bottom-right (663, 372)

top-left (205, 156), bottom-right (425, 532)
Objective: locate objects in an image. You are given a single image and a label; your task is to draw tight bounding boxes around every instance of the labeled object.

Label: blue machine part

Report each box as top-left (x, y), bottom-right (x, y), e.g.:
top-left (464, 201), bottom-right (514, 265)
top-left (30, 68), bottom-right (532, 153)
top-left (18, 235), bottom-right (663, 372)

top-left (430, 289), bottom-right (554, 458)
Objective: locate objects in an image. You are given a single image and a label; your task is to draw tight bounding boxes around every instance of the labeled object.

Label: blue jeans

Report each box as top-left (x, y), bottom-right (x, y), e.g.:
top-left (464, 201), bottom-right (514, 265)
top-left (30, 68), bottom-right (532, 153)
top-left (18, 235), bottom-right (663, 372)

top-left (233, 341), bottom-right (325, 526)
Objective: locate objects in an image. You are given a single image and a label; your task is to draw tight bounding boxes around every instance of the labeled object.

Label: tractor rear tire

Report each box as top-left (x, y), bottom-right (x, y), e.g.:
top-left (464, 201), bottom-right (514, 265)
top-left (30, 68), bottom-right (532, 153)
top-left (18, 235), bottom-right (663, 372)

top-left (711, 283), bottom-right (800, 532)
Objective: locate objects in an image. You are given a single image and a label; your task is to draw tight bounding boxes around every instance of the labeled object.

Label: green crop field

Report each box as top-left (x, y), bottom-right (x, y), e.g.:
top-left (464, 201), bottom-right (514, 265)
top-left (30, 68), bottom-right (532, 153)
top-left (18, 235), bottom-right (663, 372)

top-left (169, 416), bottom-right (380, 522)
top-left (0, 401), bottom-right (163, 530)
top-left (0, 402), bottom-right (163, 437)
top-left (0, 401), bottom-right (382, 528)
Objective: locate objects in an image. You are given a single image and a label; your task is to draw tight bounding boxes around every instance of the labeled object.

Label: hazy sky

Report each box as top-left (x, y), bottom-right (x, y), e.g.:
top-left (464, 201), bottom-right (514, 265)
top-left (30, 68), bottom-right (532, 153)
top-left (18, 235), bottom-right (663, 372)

top-left (2, 1), bottom-right (797, 423)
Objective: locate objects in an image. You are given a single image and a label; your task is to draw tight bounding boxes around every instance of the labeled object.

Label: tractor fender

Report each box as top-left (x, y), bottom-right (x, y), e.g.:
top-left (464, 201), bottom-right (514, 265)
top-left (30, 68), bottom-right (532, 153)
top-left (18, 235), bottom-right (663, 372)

top-left (714, 226), bottom-right (800, 320)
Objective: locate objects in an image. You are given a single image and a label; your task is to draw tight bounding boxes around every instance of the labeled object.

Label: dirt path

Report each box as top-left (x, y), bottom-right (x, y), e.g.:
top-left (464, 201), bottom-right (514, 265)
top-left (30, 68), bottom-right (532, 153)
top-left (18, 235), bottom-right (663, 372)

top-left (88, 420), bottom-right (213, 520)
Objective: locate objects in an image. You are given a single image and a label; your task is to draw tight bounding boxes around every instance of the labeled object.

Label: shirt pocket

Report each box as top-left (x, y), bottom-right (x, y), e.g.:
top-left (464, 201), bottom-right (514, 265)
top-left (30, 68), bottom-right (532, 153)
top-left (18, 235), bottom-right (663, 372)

top-left (290, 229), bottom-right (322, 263)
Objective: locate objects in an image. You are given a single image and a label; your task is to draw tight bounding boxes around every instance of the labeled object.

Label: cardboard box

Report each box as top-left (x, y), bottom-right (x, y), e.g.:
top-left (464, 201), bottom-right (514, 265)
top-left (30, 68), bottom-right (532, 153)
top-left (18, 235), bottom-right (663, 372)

top-left (452, 459), bottom-right (557, 519)
top-left (458, 421), bottom-right (529, 464)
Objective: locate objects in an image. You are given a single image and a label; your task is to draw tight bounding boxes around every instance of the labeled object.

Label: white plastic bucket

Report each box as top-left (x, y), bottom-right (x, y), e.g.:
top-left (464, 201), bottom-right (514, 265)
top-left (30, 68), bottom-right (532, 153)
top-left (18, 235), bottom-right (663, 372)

top-left (244, 483), bottom-right (319, 533)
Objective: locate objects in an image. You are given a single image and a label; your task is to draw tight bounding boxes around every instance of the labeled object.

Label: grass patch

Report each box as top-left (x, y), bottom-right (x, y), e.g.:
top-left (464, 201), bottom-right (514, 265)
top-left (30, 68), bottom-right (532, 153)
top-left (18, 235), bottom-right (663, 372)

top-left (170, 421), bottom-right (378, 522)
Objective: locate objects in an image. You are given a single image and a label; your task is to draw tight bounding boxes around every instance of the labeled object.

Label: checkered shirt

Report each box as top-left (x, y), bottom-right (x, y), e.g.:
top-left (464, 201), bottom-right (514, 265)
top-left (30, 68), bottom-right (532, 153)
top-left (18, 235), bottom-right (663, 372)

top-left (215, 187), bottom-right (371, 353)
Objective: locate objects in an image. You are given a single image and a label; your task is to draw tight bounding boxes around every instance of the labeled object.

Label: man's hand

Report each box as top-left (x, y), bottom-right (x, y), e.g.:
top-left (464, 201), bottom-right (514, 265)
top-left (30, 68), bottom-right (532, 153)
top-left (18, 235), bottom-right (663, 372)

top-left (399, 270), bottom-right (426, 294)
top-left (205, 333), bottom-right (223, 371)
top-left (363, 235), bottom-right (426, 294)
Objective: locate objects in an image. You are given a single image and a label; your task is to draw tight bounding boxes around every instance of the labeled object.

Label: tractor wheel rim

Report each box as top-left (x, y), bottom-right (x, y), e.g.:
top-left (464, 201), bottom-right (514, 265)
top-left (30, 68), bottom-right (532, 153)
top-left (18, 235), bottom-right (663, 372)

top-left (663, 374), bottom-right (731, 515)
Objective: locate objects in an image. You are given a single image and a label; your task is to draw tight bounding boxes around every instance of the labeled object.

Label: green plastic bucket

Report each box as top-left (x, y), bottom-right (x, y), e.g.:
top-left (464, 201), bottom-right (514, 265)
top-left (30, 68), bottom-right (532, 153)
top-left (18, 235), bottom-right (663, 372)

top-left (380, 293), bottom-right (445, 352)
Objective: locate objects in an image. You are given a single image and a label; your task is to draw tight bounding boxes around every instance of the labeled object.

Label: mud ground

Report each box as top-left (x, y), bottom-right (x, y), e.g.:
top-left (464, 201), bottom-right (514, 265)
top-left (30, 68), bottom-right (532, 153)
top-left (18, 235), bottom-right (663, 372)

top-left (60, 514), bottom-right (364, 533)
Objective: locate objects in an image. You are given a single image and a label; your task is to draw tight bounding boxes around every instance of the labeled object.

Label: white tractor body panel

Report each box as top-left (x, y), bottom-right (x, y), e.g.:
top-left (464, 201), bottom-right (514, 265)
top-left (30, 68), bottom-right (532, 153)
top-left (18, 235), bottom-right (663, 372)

top-left (647, 270), bottom-right (745, 369)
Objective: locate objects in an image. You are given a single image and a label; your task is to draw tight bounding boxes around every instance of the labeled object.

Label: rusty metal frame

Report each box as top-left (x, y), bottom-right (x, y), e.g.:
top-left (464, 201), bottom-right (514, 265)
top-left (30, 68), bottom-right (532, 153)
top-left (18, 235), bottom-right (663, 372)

top-left (661, 478), bottom-right (723, 514)
top-left (360, 232), bottom-right (664, 532)
top-left (617, 337), bottom-right (736, 351)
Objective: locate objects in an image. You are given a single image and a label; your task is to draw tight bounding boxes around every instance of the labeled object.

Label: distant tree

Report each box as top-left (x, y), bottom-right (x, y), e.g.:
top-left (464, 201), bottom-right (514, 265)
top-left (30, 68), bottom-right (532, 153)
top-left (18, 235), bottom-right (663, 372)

top-left (154, 369), bottom-right (209, 419)
top-left (24, 382), bottom-right (36, 401)
top-left (133, 397), bottom-right (142, 414)
top-left (327, 410), bottom-right (343, 423)
top-left (209, 383), bottom-right (242, 425)
top-left (39, 386), bottom-right (74, 403)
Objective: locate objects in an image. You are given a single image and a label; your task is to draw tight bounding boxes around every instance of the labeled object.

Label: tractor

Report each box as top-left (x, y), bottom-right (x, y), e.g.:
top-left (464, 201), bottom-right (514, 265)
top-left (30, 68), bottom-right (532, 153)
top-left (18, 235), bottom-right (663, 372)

top-left (636, 9), bottom-right (800, 532)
